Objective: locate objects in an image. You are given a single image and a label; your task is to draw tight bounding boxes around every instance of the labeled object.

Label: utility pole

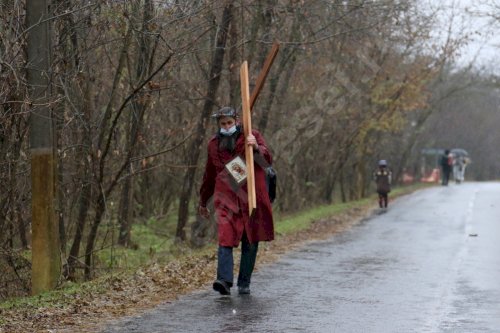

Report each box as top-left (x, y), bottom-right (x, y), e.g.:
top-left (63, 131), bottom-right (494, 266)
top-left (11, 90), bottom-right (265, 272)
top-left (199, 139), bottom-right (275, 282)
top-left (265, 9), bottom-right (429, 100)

top-left (26, 0), bottom-right (61, 294)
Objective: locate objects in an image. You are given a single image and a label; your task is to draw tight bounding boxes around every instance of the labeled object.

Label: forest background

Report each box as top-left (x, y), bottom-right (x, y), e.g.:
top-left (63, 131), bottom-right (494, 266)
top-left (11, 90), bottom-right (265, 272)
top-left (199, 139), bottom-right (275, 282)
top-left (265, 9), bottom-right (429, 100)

top-left (2, 0), bottom-right (500, 300)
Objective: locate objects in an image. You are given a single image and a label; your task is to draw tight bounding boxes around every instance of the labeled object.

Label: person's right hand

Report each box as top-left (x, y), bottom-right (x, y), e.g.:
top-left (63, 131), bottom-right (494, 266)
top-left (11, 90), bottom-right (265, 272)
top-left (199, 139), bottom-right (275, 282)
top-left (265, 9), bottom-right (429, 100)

top-left (198, 206), bottom-right (210, 219)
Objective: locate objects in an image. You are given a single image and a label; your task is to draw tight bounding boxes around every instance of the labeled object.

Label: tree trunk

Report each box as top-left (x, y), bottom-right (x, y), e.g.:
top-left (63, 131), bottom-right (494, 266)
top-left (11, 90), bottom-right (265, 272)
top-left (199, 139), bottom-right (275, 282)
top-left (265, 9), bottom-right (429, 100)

top-left (339, 168), bottom-right (347, 203)
top-left (67, 160), bottom-right (91, 280)
top-left (10, 109), bottom-right (28, 248)
top-left (118, 0), bottom-right (155, 247)
top-left (12, 144), bottom-right (27, 249)
top-left (323, 171), bottom-right (336, 204)
top-left (228, 9), bottom-right (240, 107)
top-left (54, 0), bottom-right (94, 280)
top-left (118, 172), bottom-right (133, 246)
top-left (257, 49), bottom-right (296, 132)
top-left (82, 23), bottom-right (133, 278)
top-left (394, 108), bottom-right (433, 182)
top-left (83, 14), bottom-right (170, 276)
top-left (258, 8), bottom-right (300, 133)
top-left (66, 65), bottom-right (94, 279)
top-left (84, 193), bottom-right (105, 280)
top-left (17, 207), bottom-right (28, 248)
top-left (176, 1), bottom-right (235, 242)
top-left (66, 96), bottom-right (92, 279)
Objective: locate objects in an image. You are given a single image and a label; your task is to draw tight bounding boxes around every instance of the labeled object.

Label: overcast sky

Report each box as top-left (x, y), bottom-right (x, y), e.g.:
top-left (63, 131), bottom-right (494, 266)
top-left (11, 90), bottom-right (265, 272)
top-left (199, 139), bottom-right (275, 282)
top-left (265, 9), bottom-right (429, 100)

top-left (432, 0), bottom-right (500, 71)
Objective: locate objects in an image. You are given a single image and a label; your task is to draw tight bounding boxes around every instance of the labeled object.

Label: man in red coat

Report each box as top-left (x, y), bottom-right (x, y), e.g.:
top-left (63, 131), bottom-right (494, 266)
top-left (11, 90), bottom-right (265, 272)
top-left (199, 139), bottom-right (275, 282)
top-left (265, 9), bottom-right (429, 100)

top-left (198, 106), bottom-right (274, 295)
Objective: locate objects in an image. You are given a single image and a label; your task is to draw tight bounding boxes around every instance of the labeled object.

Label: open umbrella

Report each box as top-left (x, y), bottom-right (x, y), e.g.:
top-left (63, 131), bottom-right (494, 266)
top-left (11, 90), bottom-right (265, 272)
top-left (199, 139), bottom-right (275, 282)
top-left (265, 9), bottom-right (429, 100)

top-left (450, 148), bottom-right (468, 157)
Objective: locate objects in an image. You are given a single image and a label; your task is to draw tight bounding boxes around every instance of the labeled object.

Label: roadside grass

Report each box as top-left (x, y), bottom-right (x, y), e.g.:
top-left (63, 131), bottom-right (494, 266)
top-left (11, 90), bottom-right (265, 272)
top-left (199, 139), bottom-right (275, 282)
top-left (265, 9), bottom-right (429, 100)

top-left (275, 199), bottom-right (371, 234)
top-left (0, 182), bottom-right (432, 312)
top-left (0, 216), bottom-right (180, 312)
top-left (0, 277), bottom-right (110, 311)
top-left (275, 182), bottom-right (432, 234)
top-left (96, 219), bottom-right (177, 271)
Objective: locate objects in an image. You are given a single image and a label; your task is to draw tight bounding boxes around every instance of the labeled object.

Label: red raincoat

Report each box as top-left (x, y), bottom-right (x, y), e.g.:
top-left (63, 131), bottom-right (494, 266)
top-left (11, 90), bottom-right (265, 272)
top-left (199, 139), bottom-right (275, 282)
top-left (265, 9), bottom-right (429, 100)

top-left (199, 129), bottom-right (274, 247)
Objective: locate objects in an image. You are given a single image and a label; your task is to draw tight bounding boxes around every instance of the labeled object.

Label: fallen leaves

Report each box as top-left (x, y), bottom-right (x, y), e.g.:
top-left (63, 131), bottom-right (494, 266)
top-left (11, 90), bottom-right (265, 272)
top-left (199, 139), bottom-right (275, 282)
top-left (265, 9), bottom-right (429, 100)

top-left (0, 205), bottom-right (373, 333)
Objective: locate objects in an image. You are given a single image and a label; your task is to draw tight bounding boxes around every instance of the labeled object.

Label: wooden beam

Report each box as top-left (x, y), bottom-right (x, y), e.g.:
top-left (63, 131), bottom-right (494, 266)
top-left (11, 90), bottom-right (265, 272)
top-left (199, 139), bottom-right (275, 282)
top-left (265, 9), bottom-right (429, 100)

top-left (249, 42), bottom-right (280, 111)
top-left (240, 61), bottom-right (256, 216)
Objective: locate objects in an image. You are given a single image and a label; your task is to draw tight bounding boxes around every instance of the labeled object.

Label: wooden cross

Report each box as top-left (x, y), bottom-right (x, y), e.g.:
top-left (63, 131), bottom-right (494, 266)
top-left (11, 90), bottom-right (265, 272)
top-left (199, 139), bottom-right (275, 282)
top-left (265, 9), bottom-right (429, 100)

top-left (240, 42), bottom-right (280, 217)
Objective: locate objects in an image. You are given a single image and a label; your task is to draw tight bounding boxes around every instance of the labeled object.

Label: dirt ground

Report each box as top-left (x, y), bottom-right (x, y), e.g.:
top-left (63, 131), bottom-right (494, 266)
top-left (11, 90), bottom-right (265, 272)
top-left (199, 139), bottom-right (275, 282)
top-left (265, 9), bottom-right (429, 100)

top-left (0, 204), bottom-right (375, 333)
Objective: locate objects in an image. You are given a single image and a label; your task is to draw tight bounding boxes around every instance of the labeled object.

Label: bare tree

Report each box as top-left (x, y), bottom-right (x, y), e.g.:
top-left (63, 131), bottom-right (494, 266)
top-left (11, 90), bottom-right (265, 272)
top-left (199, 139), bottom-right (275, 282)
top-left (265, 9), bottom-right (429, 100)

top-left (176, 1), bottom-right (235, 241)
top-left (0, 0), bottom-right (476, 296)
top-left (117, 0), bottom-right (157, 247)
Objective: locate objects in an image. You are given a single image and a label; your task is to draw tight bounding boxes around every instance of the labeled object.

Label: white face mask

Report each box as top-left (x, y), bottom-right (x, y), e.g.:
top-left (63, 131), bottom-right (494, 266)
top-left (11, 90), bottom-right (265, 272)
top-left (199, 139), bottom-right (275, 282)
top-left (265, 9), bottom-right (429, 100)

top-left (220, 125), bottom-right (237, 136)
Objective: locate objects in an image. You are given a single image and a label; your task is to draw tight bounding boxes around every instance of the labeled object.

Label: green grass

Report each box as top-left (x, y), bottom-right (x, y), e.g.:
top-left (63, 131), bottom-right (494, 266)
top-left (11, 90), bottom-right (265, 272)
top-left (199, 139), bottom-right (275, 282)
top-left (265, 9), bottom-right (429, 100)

top-left (275, 199), bottom-right (371, 234)
top-left (275, 182), bottom-right (432, 235)
top-left (0, 278), bottom-right (109, 311)
top-left (96, 217), bottom-right (177, 271)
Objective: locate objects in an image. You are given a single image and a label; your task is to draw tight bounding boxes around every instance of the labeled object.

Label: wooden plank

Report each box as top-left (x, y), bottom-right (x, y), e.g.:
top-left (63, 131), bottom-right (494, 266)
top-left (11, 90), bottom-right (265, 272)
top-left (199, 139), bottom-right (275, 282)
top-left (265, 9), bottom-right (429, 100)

top-left (249, 42), bottom-right (280, 111)
top-left (240, 61), bottom-right (257, 216)
top-left (31, 149), bottom-right (60, 294)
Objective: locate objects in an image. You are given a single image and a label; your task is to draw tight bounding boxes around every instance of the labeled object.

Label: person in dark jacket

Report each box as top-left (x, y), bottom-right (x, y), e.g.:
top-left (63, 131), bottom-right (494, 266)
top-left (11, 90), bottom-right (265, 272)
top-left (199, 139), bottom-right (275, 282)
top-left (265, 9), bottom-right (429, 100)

top-left (440, 149), bottom-right (452, 186)
top-left (373, 160), bottom-right (392, 208)
top-left (198, 106), bottom-right (274, 295)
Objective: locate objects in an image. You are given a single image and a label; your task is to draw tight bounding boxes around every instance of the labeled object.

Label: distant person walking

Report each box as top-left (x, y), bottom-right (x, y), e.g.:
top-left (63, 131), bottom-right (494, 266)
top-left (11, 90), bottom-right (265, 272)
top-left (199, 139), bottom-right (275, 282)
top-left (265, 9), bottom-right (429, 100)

top-left (198, 106), bottom-right (274, 296)
top-left (373, 160), bottom-right (392, 208)
top-left (440, 149), bottom-right (453, 186)
top-left (453, 155), bottom-right (469, 184)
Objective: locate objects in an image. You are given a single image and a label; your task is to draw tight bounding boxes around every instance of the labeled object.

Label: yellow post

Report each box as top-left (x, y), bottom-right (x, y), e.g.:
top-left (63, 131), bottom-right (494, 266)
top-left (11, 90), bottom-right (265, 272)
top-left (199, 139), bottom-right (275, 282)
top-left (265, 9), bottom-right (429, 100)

top-left (31, 148), bottom-right (60, 294)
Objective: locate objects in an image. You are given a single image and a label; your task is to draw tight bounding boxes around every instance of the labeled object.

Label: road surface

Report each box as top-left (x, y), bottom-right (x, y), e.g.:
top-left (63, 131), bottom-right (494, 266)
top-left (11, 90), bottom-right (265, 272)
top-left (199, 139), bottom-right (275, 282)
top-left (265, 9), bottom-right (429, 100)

top-left (103, 182), bottom-right (500, 333)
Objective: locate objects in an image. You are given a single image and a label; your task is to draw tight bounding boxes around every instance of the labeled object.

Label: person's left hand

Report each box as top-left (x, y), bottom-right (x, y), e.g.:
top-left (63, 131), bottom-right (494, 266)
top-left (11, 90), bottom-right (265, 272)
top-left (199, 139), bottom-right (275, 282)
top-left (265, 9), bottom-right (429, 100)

top-left (246, 134), bottom-right (258, 150)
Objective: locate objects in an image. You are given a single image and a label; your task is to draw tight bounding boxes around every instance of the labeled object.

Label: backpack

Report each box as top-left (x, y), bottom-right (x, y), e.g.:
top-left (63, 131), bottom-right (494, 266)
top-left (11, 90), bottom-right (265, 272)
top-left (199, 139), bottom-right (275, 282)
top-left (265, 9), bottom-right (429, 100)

top-left (265, 166), bottom-right (277, 203)
top-left (252, 148), bottom-right (277, 204)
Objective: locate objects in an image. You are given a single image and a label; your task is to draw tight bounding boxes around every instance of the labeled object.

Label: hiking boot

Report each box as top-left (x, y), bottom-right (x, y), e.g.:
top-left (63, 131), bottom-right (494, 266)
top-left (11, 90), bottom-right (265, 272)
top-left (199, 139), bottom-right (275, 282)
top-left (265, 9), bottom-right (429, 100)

top-left (213, 280), bottom-right (231, 295)
top-left (238, 286), bottom-right (250, 295)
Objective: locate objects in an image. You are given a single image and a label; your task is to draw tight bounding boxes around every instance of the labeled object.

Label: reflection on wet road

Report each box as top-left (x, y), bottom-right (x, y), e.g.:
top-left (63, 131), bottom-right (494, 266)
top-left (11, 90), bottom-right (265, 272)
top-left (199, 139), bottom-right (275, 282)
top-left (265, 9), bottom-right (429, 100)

top-left (103, 182), bottom-right (500, 332)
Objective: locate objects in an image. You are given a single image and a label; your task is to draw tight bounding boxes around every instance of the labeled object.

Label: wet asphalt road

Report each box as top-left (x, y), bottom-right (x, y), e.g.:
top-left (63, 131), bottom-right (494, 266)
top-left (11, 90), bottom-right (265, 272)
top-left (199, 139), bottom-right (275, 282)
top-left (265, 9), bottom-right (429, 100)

top-left (103, 182), bottom-right (500, 333)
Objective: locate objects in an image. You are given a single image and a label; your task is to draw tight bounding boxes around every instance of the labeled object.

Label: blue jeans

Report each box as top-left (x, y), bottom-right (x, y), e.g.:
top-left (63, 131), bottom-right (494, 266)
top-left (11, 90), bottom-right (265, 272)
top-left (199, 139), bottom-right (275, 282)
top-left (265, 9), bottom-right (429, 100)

top-left (217, 234), bottom-right (258, 288)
